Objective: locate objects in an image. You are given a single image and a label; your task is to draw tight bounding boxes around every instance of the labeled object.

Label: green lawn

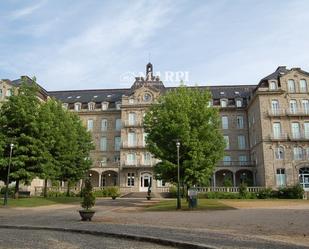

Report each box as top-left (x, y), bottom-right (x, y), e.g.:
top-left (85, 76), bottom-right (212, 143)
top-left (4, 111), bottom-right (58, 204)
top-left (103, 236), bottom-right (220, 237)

top-left (1, 197), bottom-right (82, 207)
top-left (145, 199), bottom-right (235, 211)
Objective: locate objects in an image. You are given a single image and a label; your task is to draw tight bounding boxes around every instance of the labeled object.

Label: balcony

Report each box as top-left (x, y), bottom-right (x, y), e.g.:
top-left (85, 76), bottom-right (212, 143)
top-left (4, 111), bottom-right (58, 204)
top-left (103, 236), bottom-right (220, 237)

top-left (289, 132), bottom-right (309, 141)
top-left (267, 109), bottom-right (286, 117)
top-left (121, 163), bottom-right (153, 168)
top-left (269, 133), bottom-right (289, 141)
top-left (123, 120), bottom-right (143, 128)
top-left (121, 142), bottom-right (146, 149)
top-left (217, 161), bottom-right (256, 168)
top-left (286, 109), bottom-right (309, 117)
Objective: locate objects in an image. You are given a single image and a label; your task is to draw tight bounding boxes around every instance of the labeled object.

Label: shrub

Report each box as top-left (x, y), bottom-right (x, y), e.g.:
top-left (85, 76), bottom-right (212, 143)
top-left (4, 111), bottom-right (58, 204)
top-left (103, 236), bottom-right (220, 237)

top-left (277, 185), bottom-right (304, 199)
top-left (256, 188), bottom-right (274, 199)
top-left (0, 186), bottom-right (15, 197)
top-left (223, 178), bottom-right (233, 187)
top-left (45, 190), bottom-right (77, 197)
top-left (199, 192), bottom-right (240, 199)
top-left (239, 183), bottom-right (248, 199)
top-left (81, 178), bottom-right (95, 210)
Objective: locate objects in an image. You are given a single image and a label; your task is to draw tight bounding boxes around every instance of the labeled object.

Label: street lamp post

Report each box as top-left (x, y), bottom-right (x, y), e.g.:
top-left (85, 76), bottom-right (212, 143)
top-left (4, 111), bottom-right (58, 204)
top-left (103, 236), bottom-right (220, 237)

top-left (176, 141), bottom-right (181, 209)
top-left (3, 143), bottom-right (14, 206)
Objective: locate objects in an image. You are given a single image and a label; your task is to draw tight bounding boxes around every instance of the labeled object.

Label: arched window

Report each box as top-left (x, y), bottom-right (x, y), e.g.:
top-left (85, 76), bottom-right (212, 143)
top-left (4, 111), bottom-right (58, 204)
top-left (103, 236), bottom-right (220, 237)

top-left (288, 79), bottom-right (296, 92)
top-left (275, 146), bottom-right (284, 160)
top-left (300, 79), bottom-right (307, 92)
top-left (302, 99), bottom-right (309, 114)
top-left (74, 103), bottom-right (81, 111)
top-left (289, 99), bottom-right (297, 114)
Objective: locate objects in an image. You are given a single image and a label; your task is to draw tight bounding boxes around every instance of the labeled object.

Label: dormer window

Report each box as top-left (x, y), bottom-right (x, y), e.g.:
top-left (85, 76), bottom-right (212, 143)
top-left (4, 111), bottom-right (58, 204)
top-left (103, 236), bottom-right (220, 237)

top-left (88, 102), bottom-right (95, 111)
top-left (102, 102), bottom-right (109, 110)
top-left (234, 91), bottom-right (239, 95)
top-left (74, 103), bottom-right (81, 111)
top-left (6, 89), bottom-right (12, 97)
top-left (220, 91), bottom-right (225, 95)
top-left (269, 81), bottom-right (277, 90)
top-left (129, 98), bottom-right (135, 104)
top-left (62, 103), bottom-right (68, 109)
top-left (116, 102), bottom-right (121, 110)
top-left (236, 99), bottom-right (242, 108)
top-left (220, 99), bottom-right (228, 107)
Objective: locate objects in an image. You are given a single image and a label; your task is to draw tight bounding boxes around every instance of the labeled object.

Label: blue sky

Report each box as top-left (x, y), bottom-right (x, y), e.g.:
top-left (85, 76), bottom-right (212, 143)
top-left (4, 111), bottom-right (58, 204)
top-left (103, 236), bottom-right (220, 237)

top-left (0, 0), bottom-right (309, 90)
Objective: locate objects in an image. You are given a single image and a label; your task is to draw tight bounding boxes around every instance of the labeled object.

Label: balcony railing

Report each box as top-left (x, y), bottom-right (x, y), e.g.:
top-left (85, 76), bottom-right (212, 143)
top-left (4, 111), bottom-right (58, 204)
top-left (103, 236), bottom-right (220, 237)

top-left (268, 109), bottom-right (309, 117)
top-left (289, 132), bottom-right (309, 141)
top-left (123, 121), bottom-right (143, 127)
top-left (267, 109), bottom-right (286, 117)
top-left (217, 161), bottom-right (256, 167)
top-left (269, 133), bottom-right (289, 141)
top-left (286, 109), bottom-right (309, 116)
top-left (122, 163), bottom-right (153, 168)
top-left (121, 143), bottom-right (146, 149)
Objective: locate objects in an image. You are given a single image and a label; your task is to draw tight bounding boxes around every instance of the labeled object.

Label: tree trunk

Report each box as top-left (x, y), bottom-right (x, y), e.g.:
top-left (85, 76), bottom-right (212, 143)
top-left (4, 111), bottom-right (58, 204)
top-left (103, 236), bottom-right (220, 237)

top-left (66, 181), bottom-right (71, 197)
top-left (14, 179), bottom-right (19, 199)
top-left (43, 178), bottom-right (48, 198)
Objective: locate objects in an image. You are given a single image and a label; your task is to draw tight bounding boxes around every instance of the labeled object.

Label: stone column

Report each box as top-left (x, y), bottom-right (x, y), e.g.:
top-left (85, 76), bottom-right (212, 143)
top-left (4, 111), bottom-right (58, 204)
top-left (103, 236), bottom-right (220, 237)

top-left (213, 173), bottom-right (216, 188)
top-left (98, 173), bottom-right (102, 188)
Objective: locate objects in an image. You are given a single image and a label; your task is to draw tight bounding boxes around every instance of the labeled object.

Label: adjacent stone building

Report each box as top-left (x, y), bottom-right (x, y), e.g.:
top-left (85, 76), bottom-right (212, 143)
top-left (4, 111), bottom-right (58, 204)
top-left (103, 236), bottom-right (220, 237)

top-left (1, 64), bottom-right (309, 193)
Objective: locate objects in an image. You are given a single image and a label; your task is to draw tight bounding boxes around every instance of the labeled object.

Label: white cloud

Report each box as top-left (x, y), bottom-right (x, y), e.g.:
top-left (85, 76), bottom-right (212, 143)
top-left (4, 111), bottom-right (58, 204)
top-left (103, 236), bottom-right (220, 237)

top-left (9, 1), bottom-right (45, 20)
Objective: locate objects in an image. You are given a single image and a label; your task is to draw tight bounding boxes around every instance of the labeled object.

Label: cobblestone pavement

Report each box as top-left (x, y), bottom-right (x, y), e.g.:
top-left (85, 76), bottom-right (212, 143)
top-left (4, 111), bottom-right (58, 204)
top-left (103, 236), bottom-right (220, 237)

top-left (0, 198), bottom-right (309, 249)
top-left (0, 228), bottom-right (175, 249)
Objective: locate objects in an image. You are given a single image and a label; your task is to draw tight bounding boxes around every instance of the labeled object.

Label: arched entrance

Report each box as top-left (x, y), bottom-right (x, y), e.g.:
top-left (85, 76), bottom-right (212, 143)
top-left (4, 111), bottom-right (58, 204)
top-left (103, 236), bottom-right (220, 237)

top-left (89, 170), bottom-right (100, 187)
top-left (299, 167), bottom-right (309, 191)
top-left (101, 171), bottom-right (118, 187)
top-left (140, 172), bottom-right (152, 192)
top-left (236, 170), bottom-right (253, 186)
top-left (215, 170), bottom-right (233, 187)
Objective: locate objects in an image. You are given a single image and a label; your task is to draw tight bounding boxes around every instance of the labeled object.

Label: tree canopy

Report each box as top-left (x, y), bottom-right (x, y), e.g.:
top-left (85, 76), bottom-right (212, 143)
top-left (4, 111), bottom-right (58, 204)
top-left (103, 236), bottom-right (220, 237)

top-left (0, 78), bottom-right (93, 196)
top-left (144, 86), bottom-right (225, 187)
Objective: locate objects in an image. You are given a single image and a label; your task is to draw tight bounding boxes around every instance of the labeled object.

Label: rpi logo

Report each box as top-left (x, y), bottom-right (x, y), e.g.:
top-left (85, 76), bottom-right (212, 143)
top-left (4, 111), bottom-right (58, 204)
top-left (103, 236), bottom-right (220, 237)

top-left (120, 71), bottom-right (190, 83)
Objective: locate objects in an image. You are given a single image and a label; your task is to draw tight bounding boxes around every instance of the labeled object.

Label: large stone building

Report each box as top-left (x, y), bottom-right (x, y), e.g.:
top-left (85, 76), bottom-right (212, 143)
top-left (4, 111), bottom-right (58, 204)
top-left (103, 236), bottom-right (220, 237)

top-left (1, 64), bottom-right (309, 193)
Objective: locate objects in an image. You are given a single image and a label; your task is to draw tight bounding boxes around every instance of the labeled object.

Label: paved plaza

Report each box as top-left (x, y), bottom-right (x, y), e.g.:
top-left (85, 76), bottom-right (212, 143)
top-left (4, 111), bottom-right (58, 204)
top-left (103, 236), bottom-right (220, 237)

top-left (1, 198), bottom-right (309, 249)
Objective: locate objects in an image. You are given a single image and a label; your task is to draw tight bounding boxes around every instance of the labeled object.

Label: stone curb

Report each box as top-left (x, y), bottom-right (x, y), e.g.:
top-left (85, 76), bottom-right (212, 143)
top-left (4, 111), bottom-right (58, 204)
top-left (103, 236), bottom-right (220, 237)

top-left (0, 225), bottom-right (218, 249)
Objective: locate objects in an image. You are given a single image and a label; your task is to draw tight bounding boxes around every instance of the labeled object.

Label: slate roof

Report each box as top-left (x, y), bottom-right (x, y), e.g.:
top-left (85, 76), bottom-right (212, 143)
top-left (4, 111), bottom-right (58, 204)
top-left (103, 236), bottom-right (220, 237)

top-left (48, 88), bottom-right (130, 103)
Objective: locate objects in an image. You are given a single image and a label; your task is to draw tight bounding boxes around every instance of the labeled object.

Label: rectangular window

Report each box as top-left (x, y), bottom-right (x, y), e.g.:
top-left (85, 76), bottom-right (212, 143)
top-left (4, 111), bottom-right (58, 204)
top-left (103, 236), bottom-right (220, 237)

top-left (302, 100), bottom-right (309, 114)
top-left (238, 135), bottom-right (246, 149)
top-left (224, 136), bottom-right (229, 150)
top-left (223, 156), bottom-right (231, 166)
top-left (304, 123), bottom-right (309, 139)
top-left (100, 157), bottom-right (107, 167)
top-left (239, 155), bottom-right (247, 166)
top-left (236, 116), bottom-right (244, 129)
top-left (127, 153), bottom-right (136, 165)
top-left (288, 79), bottom-right (295, 92)
top-left (300, 79), bottom-right (307, 92)
top-left (143, 133), bottom-right (148, 146)
top-left (220, 100), bottom-right (227, 107)
top-left (127, 173), bottom-right (135, 186)
top-left (114, 137), bottom-right (121, 151)
top-left (271, 100), bottom-right (280, 115)
top-left (87, 119), bottom-right (93, 131)
top-left (291, 122), bottom-right (300, 139)
top-left (221, 116), bottom-right (228, 129)
top-left (128, 112), bottom-right (136, 125)
top-left (115, 118), bottom-right (122, 131)
top-left (293, 147), bottom-right (303, 160)
top-left (100, 137), bottom-right (107, 151)
top-left (128, 132), bottom-right (137, 147)
top-left (157, 180), bottom-right (166, 187)
top-left (273, 123), bottom-right (281, 139)
top-left (276, 169), bottom-right (286, 187)
top-left (101, 119), bottom-right (108, 131)
top-left (143, 152), bottom-right (151, 165)
top-left (290, 100), bottom-right (297, 114)
top-left (114, 155), bottom-right (120, 163)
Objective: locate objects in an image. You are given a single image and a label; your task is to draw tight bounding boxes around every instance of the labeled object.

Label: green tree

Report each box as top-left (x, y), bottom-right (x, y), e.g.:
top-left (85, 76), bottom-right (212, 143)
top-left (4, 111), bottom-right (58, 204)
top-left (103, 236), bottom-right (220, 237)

top-left (0, 80), bottom-right (44, 197)
top-left (144, 86), bottom-right (225, 188)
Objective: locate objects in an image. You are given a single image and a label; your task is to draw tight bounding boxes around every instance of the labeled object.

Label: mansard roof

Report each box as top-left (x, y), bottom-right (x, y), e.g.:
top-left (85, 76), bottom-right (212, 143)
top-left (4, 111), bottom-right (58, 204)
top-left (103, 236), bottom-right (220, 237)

top-left (48, 88), bottom-right (130, 103)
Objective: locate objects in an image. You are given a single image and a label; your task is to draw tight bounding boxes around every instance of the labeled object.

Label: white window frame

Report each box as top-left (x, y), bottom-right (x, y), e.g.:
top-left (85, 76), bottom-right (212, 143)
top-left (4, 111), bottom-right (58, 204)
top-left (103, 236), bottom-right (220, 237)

top-left (221, 116), bottom-right (228, 129)
top-left (236, 115), bottom-right (244, 129)
top-left (114, 137), bottom-right (121, 151)
top-left (288, 79), bottom-right (296, 92)
top-left (276, 168), bottom-right (286, 187)
top-left (238, 135), bottom-right (246, 149)
top-left (87, 119), bottom-right (94, 131)
top-left (100, 137), bottom-right (107, 151)
top-left (102, 102), bottom-right (109, 110)
top-left (224, 136), bottom-right (229, 150)
top-left (269, 81), bottom-right (277, 90)
top-left (300, 79), bottom-right (307, 93)
top-left (101, 119), bottom-right (108, 131)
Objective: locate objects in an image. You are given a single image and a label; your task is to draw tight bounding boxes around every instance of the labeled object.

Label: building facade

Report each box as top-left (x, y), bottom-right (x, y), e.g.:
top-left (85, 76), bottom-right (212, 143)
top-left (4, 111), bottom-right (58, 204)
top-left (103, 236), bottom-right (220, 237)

top-left (1, 64), bottom-right (309, 193)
